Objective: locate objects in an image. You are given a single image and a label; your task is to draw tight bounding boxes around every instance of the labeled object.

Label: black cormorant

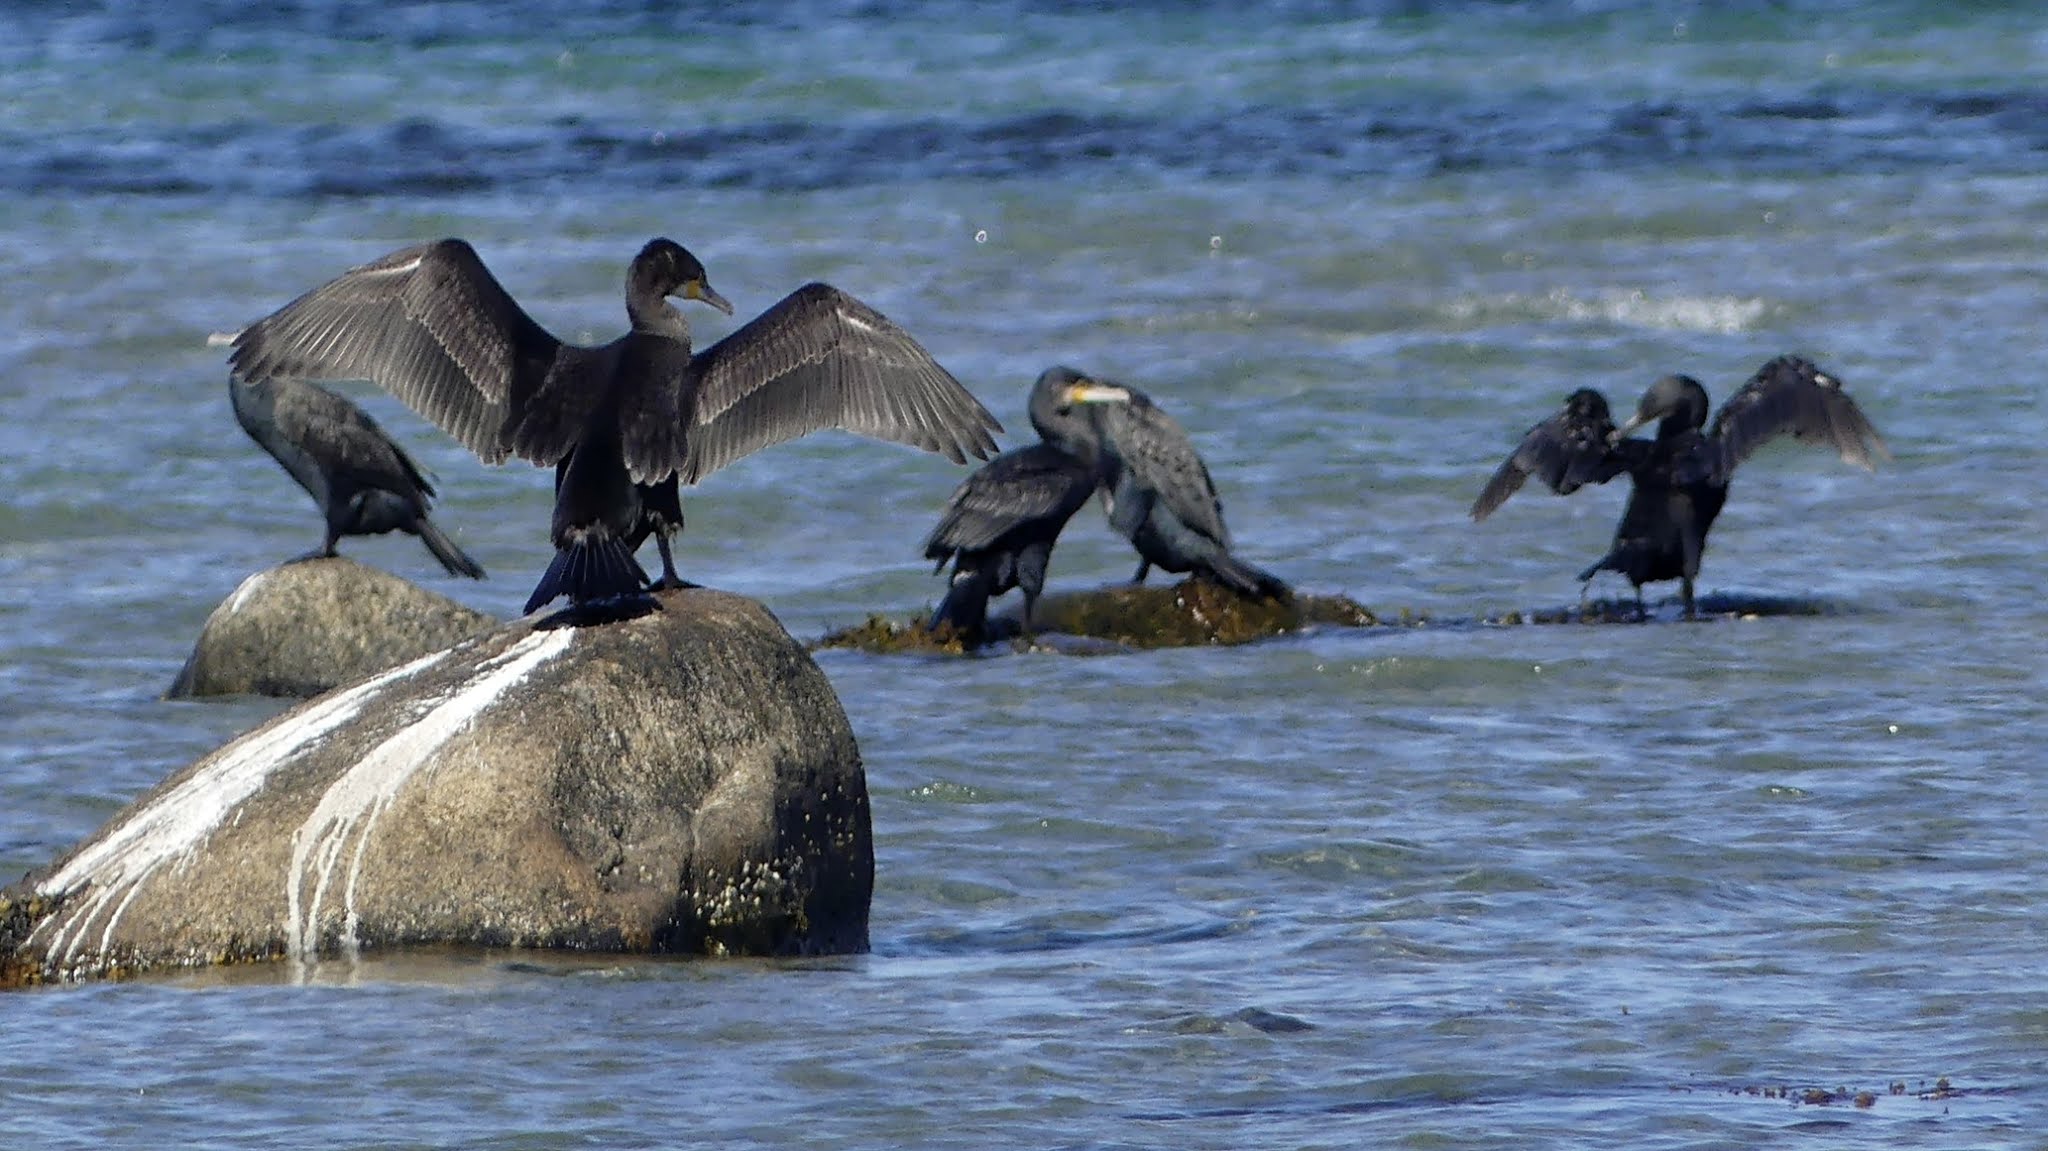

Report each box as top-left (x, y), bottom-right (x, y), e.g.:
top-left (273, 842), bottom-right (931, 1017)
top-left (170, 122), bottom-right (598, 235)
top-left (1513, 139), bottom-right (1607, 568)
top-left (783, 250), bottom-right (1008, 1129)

top-left (229, 371), bottom-right (486, 578)
top-left (1061, 378), bottom-right (1292, 601)
top-left (923, 366), bottom-right (1109, 641)
top-left (1471, 354), bottom-right (1890, 617)
top-left (224, 238), bottom-right (1002, 613)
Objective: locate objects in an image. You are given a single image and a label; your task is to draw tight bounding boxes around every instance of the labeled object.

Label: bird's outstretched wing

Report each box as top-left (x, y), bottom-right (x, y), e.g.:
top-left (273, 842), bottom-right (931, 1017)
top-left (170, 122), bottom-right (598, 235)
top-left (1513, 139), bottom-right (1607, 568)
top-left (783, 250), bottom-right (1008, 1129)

top-left (1708, 355), bottom-right (1891, 480)
top-left (679, 283), bottom-right (1002, 484)
top-left (1092, 390), bottom-right (1231, 548)
top-left (924, 442), bottom-right (1099, 561)
top-left (226, 239), bottom-right (562, 464)
top-left (1470, 388), bottom-right (1626, 521)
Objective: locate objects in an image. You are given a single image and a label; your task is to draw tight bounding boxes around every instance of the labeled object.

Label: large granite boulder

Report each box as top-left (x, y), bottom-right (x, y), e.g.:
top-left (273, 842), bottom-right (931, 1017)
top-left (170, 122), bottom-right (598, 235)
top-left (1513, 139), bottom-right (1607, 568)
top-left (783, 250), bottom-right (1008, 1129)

top-left (6, 589), bottom-right (871, 985)
top-left (167, 557), bottom-right (498, 699)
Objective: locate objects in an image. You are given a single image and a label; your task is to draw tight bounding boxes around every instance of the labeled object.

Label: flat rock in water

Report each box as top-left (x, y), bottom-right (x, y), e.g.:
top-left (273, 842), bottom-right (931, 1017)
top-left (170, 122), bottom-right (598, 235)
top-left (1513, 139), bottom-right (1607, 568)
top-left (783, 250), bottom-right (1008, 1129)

top-left (5, 589), bottom-right (871, 986)
top-left (817, 580), bottom-right (1379, 654)
top-left (168, 557), bottom-right (498, 699)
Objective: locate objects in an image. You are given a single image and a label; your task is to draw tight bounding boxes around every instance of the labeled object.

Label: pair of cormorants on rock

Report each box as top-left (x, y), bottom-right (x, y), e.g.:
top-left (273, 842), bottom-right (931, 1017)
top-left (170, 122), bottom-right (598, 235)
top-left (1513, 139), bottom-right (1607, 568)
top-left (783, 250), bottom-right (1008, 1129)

top-left (224, 238), bottom-right (1001, 614)
top-left (1472, 354), bottom-right (1889, 617)
top-left (924, 366), bottom-right (1291, 641)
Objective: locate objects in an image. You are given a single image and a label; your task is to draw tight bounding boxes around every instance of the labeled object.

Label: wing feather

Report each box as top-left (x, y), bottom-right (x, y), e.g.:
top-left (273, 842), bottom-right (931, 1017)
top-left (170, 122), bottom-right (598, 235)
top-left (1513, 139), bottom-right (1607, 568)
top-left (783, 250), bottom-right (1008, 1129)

top-left (226, 239), bottom-right (562, 464)
top-left (1470, 388), bottom-right (1625, 521)
top-left (923, 443), bottom-right (1099, 559)
top-left (680, 283), bottom-right (1002, 484)
top-left (1708, 355), bottom-right (1891, 479)
top-left (1093, 392), bottom-right (1231, 547)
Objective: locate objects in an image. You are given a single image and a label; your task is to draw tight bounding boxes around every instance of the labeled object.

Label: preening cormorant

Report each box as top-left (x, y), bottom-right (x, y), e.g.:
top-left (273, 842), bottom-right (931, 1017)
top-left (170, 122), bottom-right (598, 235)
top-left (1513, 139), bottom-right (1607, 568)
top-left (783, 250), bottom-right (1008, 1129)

top-left (224, 238), bottom-right (1002, 613)
top-left (1471, 354), bottom-right (1890, 617)
top-left (229, 371), bottom-right (486, 579)
top-left (1061, 379), bottom-right (1292, 601)
top-left (923, 366), bottom-right (1109, 641)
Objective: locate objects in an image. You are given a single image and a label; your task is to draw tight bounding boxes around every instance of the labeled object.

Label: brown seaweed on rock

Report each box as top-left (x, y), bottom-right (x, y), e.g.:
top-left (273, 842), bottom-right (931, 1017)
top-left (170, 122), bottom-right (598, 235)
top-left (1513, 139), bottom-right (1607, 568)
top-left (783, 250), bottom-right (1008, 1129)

top-left (817, 579), bottom-right (1376, 654)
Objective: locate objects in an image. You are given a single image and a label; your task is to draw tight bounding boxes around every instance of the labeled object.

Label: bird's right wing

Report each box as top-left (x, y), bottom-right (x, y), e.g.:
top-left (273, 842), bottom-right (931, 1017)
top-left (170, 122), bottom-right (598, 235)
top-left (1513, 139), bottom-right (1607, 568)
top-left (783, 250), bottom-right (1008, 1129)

top-left (226, 239), bottom-right (562, 464)
top-left (924, 443), bottom-right (1098, 559)
top-left (1469, 391), bottom-right (1626, 521)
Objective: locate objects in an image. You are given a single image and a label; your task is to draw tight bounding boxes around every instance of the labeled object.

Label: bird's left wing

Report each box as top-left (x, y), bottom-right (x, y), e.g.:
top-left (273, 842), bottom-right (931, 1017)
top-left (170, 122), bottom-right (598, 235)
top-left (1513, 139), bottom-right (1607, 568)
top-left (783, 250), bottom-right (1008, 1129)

top-left (679, 283), bottom-right (1002, 484)
top-left (1708, 355), bottom-right (1891, 480)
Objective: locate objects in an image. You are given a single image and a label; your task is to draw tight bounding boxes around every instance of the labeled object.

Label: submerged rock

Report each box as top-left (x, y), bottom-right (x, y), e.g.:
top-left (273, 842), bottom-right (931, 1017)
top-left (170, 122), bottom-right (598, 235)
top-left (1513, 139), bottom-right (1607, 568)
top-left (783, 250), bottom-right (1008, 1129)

top-left (167, 557), bottom-right (498, 699)
top-left (7, 588), bottom-right (872, 986)
top-left (1481, 591), bottom-right (1842, 626)
top-left (818, 579), bottom-right (1379, 654)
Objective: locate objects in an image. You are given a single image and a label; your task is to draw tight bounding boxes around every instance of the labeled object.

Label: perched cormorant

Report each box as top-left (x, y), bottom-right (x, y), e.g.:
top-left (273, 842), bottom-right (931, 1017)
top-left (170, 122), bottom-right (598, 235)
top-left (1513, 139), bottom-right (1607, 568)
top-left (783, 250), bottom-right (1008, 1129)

top-left (229, 371), bottom-right (486, 579)
top-left (923, 366), bottom-right (1110, 641)
top-left (1471, 354), bottom-right (1890, 617)
top-left (1061, 378), bottom-right (1292, 601)
top-left (223, 237), bottom-right (1002, 613)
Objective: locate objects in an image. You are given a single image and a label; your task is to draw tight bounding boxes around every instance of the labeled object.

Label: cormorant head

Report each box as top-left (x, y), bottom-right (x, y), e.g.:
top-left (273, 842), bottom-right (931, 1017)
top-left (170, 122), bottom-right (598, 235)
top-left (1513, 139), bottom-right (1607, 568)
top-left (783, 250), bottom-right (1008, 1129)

top-left (1613, 374), bottom-right (1708, 442)
top-left (1028, 366), bottom-right (1113, 455)
top-left (633, 237), bottom-right (734, 316)
top-left (1051, 372), bottom-right (1142, 413)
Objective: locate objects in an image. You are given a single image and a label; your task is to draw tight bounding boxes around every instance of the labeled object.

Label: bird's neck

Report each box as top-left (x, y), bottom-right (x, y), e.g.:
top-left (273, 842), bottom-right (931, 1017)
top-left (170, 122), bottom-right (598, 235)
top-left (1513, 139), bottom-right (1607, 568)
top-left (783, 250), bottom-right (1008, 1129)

top-left (627, 294), bottom-right (690, 344)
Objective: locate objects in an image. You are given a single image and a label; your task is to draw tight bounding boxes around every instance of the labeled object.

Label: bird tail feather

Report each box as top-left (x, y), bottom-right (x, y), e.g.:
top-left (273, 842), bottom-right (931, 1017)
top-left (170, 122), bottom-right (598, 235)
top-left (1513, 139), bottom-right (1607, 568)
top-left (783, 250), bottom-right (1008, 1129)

top-left (929, 568), bottom-right (993, 642)
top-left (414, 517), bottom-right (487, 580)
top-left (524, 534), bottom-right (649, 615)
top-left (1576, 550), bottom-right (1619, 583)
top-left (1205, 553), bottom-right (1293, 602)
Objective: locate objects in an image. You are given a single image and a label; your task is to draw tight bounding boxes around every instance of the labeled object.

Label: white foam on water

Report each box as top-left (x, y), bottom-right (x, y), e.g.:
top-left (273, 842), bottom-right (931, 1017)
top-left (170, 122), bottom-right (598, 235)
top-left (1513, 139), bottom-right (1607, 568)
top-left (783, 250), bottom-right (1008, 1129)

top-left (285, 628), bottom-right (574, 964)
top-left (1441, 288), bottom-right (1771, 334)
top-left (32, 649), bottom-right (452, 967)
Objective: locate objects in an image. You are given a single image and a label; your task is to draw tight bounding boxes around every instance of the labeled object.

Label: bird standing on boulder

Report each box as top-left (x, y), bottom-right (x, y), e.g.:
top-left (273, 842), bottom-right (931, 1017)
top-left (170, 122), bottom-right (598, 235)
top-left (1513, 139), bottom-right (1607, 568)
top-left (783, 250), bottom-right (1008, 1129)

top-left (1471, 354), bottom-right (1890, 618)
top-left (1060, 377), bottom-right (1292, 601)
top-left (229, 371), bottom-right (486, 579)
top-left (923, 366), bottom-right (1112, 642)
top-left (224, 237), bottom-right (1002, 614)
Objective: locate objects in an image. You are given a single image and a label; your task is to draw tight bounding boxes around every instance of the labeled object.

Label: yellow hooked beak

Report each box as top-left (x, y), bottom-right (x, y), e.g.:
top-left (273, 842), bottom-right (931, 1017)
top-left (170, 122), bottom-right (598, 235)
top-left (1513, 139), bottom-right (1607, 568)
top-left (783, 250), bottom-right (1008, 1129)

top-left (1059, 382), bottom-right (1132, 406)
top-left (684, 277), bottom-right (735, 316)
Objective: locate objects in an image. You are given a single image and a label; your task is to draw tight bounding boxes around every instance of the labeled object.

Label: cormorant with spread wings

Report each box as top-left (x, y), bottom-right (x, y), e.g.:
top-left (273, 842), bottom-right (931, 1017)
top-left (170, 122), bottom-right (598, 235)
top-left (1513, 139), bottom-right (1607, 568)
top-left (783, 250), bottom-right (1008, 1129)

top-left (224, 237), bottom-right (1001, 613)
top-left (1471, 354), bottom-right (1890, 617)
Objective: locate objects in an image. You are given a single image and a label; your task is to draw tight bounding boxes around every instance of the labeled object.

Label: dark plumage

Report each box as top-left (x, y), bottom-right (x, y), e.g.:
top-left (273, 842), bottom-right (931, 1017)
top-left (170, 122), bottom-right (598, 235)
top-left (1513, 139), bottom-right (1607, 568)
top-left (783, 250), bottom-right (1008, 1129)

top-left (1471, 354), bottom-right (1890, 617)
top-left (1469, 388), bottom-right (1627, 521)
top-left (224, 237), bottom-right (1002, 613)
top-left (923, 367), bottom-right (1108, 641)
top-left (229, 372), bottom-right (486, 578)
top-left (1062, 378), bottom-right (1292, 601)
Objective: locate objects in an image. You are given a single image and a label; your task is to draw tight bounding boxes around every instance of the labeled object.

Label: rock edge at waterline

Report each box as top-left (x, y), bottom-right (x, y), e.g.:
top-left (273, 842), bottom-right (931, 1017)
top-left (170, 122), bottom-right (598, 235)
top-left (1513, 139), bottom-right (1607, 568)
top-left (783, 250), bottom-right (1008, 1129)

top-left (5, 588), bottom-right (873, 986)
top-left (167, 556), bottom-right (499, 700)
